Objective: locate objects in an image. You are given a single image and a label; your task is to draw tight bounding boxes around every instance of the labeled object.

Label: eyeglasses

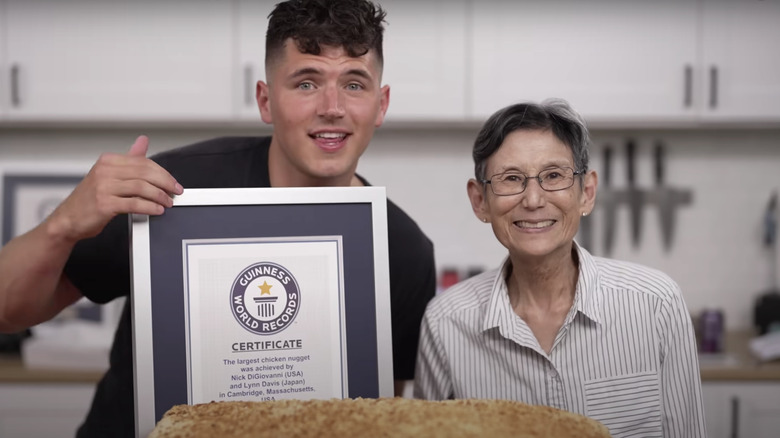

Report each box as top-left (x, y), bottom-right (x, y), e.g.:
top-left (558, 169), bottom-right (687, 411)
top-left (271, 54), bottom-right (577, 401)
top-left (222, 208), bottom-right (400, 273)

top-left (481, 167), bottom-right (582, 196)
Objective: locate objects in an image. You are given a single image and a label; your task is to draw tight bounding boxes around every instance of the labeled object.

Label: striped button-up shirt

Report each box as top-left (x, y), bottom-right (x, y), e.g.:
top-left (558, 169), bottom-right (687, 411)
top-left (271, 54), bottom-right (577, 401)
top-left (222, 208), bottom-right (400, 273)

top-left (414, 244), bottom-right (706, 438)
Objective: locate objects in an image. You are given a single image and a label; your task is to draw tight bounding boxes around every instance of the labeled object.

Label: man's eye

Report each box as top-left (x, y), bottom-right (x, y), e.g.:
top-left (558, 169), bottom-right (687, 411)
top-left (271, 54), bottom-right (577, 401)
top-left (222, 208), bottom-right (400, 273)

top-left (298, 82), bottom-right (315, 90)
top-left (346, 83), bottom-right (363, 91)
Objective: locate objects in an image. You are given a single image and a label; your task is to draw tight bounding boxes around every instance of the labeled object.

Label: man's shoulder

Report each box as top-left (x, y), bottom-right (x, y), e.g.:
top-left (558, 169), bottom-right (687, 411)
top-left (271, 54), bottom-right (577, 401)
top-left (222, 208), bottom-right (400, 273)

top-left (593, 256), bottom-right (681, 301)
top-left (153, 136), bottom-right (270, 164)
top-left (385, 198), bottom-right (432, 249)
top-left (151, 136), bottom-right (271, 187)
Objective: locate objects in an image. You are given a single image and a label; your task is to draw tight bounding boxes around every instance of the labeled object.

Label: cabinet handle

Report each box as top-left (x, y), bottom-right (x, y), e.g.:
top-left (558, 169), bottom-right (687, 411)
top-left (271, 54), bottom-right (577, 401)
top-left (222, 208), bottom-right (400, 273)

top-left (730, 396), bottom-right (740, 438)
top-left (11, 64), bottom-right (21, 107)
top-left (244, 65), bottom-right (254, 106)
top-left (683, 65), bottom-right (693, 108)
top-left (709, 65), bottom-right (719, 109)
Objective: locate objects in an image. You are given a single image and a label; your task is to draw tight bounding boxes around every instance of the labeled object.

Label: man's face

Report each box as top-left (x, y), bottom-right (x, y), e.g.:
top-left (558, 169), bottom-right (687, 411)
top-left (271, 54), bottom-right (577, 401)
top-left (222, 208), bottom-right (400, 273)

top-left (257, 41), bottom-right (390, 187)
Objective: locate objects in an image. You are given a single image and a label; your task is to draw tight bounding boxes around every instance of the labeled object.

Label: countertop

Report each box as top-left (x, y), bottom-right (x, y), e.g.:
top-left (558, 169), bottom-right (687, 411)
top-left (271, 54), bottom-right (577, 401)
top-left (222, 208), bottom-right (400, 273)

top-left (0, 354), bottom-right (103, 383)
top-left (1, 331), bottom-right (779, 384)
top-left (698, 330), bottom-right (780, 381)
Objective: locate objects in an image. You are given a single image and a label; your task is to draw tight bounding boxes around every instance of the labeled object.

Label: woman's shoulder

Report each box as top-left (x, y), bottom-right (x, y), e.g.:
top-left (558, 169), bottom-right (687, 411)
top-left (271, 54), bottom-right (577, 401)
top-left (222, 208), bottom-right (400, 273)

top-left (591, 256), bottom-right (681, 301)
top-left (425, 269), bottom-right (499, 318)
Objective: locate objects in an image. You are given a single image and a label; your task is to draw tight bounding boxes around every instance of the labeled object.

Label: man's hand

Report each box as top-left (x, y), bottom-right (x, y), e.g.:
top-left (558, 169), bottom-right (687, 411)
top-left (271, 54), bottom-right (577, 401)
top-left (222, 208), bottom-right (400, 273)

top-left (47, 135), bottom-right (183, 243)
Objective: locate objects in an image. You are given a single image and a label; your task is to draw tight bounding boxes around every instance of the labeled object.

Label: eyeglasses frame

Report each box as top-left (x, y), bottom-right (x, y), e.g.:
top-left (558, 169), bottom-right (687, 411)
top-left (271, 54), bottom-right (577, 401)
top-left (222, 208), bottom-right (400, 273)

top-left (480, 167), bottom-right (584, 196)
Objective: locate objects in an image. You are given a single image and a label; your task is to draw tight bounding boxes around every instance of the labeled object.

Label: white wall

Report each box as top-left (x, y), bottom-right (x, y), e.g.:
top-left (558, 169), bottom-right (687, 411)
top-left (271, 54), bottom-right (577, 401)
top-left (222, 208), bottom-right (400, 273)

top-left (2, 126), bottom-right (779, 330)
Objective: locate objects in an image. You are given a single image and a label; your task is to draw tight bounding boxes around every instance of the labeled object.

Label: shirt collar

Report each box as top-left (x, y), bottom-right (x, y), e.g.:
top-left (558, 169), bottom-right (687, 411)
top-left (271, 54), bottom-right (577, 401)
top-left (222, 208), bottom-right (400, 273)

top-left (482, 242), bottom-right (604, 334)
top-left (572, 241), bottom-right (604, 326)
top-left (482, 257), bottom-right (515, 337)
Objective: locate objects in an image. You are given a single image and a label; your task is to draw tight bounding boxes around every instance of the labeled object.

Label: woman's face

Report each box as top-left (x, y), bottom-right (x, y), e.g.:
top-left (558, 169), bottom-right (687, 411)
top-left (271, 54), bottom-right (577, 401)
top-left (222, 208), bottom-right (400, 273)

top-left (467, 129), bottom-right (597, 261)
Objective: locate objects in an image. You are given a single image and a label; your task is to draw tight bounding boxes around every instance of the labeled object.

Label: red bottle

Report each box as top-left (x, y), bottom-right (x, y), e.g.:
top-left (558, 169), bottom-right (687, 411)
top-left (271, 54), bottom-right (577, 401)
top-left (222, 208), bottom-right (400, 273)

top-left (438, 268), bottom-right (460, 294)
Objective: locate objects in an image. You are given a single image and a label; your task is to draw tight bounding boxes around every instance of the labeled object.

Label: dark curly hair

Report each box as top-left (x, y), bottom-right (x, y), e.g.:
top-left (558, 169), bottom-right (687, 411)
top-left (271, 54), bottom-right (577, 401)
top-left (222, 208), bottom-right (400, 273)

top-left (266, 0), bottom-right (387, 68)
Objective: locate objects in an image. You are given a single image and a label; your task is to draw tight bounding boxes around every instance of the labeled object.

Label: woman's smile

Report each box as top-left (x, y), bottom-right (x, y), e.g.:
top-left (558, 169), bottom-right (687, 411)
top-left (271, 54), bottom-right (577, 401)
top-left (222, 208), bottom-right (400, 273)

top-left (514, 219), bottom-right (556, 230)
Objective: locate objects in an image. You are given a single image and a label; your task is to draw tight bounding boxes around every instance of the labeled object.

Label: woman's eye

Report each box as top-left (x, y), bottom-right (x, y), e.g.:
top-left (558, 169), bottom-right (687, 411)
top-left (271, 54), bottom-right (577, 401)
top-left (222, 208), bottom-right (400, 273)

top-left (504, 174), bottom-right (524, 183)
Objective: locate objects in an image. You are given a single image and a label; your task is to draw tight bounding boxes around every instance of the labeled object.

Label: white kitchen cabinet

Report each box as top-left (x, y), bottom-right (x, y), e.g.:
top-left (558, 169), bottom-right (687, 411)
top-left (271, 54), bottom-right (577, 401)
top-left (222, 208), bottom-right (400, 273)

top-left (3, 0), bottom-right (234, 122)
top-left (470, 0), bottom-right (699, 124)
top-left (699, 0), bottom-right (780, 123)
top-left (381, 0), bottom-right (468, 122)
top-left (235, 0), bottom-right (273, 121)
top-left (470, 0), bottom-right (780, 125)
top-left (0, 0), bottom-right (7, 118)
top-left (0, 383), bottom-right (96, 438)
top-left (701, 382), bottom-right (780, 438)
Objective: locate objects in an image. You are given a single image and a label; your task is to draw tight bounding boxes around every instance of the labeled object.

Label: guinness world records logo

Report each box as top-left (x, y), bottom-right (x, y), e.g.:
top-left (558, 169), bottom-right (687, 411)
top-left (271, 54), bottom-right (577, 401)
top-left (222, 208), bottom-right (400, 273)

top-left (230, 261), bottom-right (301, 335)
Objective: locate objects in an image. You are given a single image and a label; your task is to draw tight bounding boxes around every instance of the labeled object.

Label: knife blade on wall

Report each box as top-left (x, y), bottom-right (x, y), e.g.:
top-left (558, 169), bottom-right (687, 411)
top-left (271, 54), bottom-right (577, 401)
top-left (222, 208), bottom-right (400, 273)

top-left (600, 145), bottom-right (617, 255)
top-left (654, 142), bottom-right (674, 251)
top-left (651, 141), bottom-right (693, 252)
top-left (578, 207), bottom-right (593, 251)
top-left (626, 139), bottom-right (644, 248)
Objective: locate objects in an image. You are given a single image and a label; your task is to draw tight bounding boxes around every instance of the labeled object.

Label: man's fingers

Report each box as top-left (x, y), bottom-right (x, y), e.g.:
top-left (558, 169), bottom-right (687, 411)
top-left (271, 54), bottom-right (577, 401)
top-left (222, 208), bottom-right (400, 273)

top-left (127, 135), bottom-right (150, 157)
top-left (115, 135), bottom-right (182, 195)
top-left (110, 179), bottom-right (175, 208)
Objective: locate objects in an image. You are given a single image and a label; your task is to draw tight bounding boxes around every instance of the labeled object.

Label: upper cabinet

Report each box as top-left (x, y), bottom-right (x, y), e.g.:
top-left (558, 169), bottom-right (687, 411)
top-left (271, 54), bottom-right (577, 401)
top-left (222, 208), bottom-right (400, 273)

top-left (3, 0), bottom-right (234, 121)
top-left (470, 0), bottom-right (699, 124)
top-left (0, 0), bottom-right (777, 126)
top-left (235, 0), bottom-right (273, 121)
top-left (380, 0), bottom-right (468, 122)
top-left (0, 0), bottom-right (7, 118)
top-left (699, 0), bottom-right (780, 123)
top-left (470, 0), bottom-right (780, 125)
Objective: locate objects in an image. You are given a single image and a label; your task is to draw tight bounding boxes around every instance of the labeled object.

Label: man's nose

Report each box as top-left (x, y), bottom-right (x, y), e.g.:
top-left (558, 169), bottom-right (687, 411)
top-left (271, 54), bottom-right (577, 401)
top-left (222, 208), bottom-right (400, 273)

top-left (318, 86), bottom-right (346, 119)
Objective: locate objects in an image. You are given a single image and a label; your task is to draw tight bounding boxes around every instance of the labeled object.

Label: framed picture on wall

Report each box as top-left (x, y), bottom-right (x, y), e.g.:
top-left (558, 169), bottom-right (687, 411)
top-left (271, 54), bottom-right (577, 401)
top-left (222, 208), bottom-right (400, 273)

top-left (0, 163), bottom-right (87, 245)
top-left (130, 186), bottom-right (393, 438)
top-left (0, 162), bottom-right (124, 366)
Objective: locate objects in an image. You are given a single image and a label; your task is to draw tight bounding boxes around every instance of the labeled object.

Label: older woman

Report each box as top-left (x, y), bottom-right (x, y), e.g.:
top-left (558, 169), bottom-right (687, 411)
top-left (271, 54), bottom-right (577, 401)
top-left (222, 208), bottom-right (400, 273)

top-left (414, 99), bottom-right (706, 437)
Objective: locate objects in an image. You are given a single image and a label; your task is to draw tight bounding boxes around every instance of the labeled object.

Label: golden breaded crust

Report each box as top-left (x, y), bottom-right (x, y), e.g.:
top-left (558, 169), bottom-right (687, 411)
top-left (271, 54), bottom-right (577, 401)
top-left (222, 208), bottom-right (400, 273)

top-left (148, 398), bottom-right (611, 438)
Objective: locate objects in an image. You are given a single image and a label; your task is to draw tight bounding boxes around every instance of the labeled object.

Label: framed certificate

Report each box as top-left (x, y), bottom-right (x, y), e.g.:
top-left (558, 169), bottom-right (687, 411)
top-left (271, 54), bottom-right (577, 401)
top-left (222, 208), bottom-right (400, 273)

top-left (131, 187), bottom-right (392, 438)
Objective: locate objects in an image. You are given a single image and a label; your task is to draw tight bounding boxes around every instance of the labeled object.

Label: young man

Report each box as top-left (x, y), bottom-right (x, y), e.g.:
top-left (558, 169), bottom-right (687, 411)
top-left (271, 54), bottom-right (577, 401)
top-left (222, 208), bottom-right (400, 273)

top-left (0, 1), bottom-right (436, 436)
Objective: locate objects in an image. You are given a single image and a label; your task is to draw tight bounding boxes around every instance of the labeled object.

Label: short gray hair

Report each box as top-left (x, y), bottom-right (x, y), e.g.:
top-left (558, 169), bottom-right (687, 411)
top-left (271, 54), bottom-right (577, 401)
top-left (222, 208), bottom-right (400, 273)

top-left (473, 98), bottom-right (591, 182)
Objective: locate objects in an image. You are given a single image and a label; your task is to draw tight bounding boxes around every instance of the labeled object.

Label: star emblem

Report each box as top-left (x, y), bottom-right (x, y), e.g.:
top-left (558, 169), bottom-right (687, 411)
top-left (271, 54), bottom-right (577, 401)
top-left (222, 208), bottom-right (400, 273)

top-left (258, 281), bottom-right (272, 295)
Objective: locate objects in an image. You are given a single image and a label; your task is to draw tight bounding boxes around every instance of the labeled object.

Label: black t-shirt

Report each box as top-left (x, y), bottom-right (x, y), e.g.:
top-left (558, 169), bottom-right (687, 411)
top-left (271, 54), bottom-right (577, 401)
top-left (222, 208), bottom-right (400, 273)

top-left (64, 137), bottom-right (436, 438)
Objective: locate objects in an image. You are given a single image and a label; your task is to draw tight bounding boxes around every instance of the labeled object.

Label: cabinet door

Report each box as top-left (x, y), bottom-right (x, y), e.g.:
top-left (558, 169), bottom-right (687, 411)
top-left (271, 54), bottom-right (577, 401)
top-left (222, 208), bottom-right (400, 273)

top-left (702, 382), bottom-right (780, 438)
top-left (0, 383), bottom-right (96, 438)
top-left (700, 0), bottom-right (780, 122)
top-left (470, 0), bottom-right (698, 124)
top-left (0, 0), bottom-right (7, 117)
top-left (236, 0), bottom-right (274, 121)
top-left (701, 383), bottom-right (730, 438)
top-left (4, 0), bottom-right (233, 121)
top-left (733, 383), bottom-right (780, 438)
top-left (381, 0), bottom-right (468, 122)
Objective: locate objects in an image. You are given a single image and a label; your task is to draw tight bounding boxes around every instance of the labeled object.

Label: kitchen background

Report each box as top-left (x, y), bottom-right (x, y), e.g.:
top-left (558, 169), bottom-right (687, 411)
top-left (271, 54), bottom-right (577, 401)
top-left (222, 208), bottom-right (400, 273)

top-left (1, 0), bottom-right (779, 437)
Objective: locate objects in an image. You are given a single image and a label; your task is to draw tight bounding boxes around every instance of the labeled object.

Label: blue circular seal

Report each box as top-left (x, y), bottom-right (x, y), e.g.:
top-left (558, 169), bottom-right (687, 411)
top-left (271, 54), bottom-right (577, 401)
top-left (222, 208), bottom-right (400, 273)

top-left (230, 262), bottom-right (301, 335)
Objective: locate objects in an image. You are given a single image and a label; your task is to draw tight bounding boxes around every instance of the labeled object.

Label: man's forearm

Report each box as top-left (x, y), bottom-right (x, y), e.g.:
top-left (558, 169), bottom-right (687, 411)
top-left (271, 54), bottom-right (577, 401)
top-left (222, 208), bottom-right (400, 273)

top-left (0, 220), bottom-right (81, 332)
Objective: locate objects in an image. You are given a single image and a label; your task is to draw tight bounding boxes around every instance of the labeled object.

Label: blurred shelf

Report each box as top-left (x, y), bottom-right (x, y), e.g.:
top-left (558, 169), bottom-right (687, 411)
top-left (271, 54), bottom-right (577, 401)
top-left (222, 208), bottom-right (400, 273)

top-left (0, 353), bottom-right (102, 383)
top-left (700, 331), bottom-right (780, 381)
